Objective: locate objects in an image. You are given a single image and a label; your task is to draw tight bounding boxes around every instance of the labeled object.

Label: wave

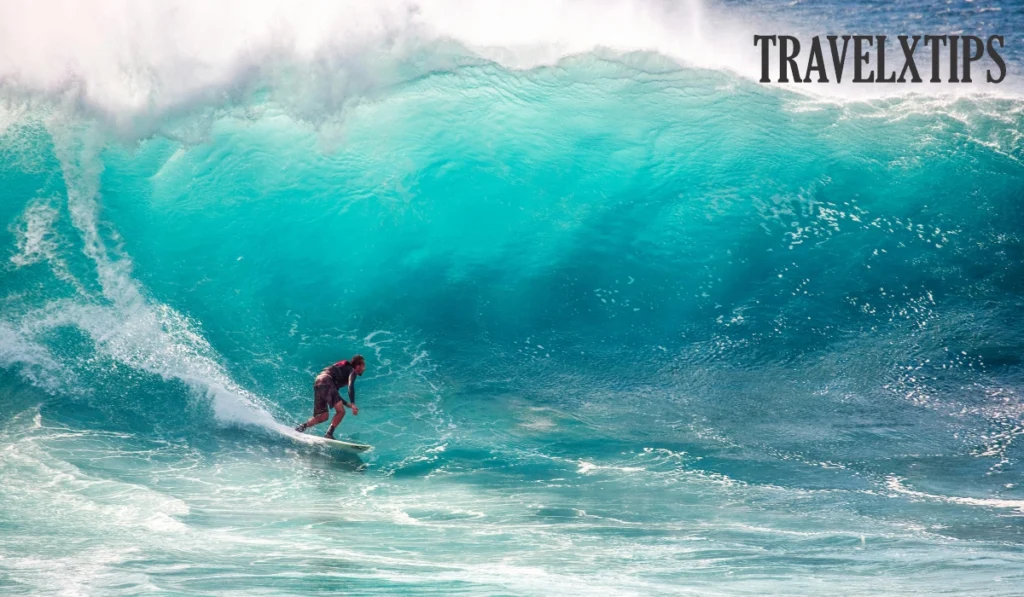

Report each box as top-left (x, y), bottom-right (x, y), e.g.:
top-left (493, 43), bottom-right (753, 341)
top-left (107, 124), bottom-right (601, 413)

top-left (2, 118), bottom-right (279, 432)
top-left (0, 0), bottom-right (745, 122)
top-left (0, 40), bottom-right (1020, 548)
top-left (1, 0), bottom-right (1020, 133)
top-left (1, 13), bottom-right (1023, 590)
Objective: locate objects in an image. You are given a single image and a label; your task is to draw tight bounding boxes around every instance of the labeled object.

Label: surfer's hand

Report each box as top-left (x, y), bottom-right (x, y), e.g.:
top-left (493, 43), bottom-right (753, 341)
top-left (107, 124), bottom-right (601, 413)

top-left (351, 405), bottom-right (359, 416)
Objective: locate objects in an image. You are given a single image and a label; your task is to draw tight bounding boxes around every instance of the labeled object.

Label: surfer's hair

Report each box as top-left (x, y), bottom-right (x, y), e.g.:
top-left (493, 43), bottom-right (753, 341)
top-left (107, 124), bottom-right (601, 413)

top-left (351, 355), bottom-right (366, 367)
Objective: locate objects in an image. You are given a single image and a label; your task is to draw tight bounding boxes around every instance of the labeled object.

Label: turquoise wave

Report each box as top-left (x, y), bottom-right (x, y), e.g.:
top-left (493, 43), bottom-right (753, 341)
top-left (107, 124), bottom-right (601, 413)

top-left (1, 55), bottom-right (1023, 595)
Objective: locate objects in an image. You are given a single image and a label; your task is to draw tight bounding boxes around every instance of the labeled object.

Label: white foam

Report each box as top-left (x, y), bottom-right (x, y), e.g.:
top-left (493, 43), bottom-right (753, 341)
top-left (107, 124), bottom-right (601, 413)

top-left (0, 97), bottom-right (31, 137)
top-left (5, 0), bottom-right (1002, 126)
top-left (0, 419), bottom-right (189, 594)
top-left (885, 475), bottom-right (1024, 514)
top-left (0, 321), bottom-right (65, 392)
top-left (19, 298), bottom-right (279, 429)
top-left (576, 459), bottom-right (645, 475)
top-left (4, 121), bottom-right (283, 431)
top-left (8, 195), bottom-right (89, 294)
top-left (10, 197), bottom-right (60, 268)
top-left (0, 1), bottom-right (755, 117)
top-left (0, 427), bottom-right (191, 533)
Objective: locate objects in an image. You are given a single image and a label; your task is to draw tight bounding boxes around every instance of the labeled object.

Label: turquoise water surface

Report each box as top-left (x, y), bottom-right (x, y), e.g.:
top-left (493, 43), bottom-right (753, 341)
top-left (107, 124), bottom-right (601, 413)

top-left (1, 1), bottom-right (1023, 595)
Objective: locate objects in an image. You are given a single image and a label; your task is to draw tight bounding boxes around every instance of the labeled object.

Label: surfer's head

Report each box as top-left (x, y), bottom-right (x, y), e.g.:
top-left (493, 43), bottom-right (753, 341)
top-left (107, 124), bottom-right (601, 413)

top-left (351, 354), bottom-right (366, 375)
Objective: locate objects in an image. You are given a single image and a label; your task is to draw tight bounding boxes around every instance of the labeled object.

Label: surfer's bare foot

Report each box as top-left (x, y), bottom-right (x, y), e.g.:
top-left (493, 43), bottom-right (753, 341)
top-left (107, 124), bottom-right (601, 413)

top-left (324, 431), bottom-right (335, 440)
top-left (295, 423), bottom-right (308, 433)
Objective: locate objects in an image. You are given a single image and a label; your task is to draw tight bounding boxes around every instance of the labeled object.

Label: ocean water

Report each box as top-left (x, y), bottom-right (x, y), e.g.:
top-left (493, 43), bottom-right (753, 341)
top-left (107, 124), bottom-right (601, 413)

top-left (1, 1), bottom-right (1023, 595)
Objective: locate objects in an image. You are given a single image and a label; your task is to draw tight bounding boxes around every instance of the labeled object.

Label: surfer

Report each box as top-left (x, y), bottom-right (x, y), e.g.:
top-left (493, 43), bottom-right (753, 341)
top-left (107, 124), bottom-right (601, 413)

top-left (294, 355), bottom-right (365, 439)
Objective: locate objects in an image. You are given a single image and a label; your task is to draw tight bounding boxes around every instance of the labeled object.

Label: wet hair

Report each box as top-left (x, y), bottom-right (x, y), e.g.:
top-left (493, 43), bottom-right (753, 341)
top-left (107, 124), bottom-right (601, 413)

top-left (351, 355), bottom-right (366, 367)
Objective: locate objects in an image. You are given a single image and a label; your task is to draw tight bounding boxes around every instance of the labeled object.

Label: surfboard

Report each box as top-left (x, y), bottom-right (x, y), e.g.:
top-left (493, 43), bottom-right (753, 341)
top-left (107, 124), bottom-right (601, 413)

top-left (309, 435), bottom-right (372, 453)
top-left (279, 424), bottom-right (372, 453)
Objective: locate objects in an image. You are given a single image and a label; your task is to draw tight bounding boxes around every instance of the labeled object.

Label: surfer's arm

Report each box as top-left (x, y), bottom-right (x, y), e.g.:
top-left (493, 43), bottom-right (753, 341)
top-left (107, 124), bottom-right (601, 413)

top-left (346, 371), bottom-right (358, 414)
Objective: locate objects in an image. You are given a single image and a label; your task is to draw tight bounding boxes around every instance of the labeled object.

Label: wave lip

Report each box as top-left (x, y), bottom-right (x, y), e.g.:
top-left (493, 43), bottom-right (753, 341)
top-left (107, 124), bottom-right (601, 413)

top-left (5, 0), bottom-right (1014, 127)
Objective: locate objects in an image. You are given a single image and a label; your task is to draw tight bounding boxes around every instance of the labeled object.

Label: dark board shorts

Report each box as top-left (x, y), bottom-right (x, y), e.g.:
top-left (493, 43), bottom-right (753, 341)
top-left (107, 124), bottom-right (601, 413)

top-left (313, 374), bottom-right (342, 415)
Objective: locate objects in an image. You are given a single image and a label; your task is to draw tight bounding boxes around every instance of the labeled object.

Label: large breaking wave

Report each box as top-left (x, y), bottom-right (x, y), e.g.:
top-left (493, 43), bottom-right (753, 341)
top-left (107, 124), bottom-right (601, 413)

top-left (1, 1), bottom-right (1023, 595)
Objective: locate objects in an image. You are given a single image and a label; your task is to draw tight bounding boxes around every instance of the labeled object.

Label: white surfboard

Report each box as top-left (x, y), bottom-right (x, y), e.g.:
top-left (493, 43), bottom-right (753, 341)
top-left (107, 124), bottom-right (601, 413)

top-left (307, 435), bottom-right (372, 453)
top-left (278, 424), bottom-right (372, 453)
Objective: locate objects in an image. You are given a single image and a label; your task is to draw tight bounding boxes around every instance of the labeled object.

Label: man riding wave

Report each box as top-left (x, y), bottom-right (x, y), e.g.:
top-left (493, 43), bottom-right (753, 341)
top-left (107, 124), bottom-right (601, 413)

top-left (295, 355), bottom-right (365, 439)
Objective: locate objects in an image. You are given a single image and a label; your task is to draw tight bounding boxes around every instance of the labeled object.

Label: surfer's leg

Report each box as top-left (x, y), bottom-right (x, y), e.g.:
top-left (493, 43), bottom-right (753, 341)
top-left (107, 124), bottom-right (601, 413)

top-left (297, 383), bottom-right (333, 432)
top-left (324, 393), bottom-right (345, 439)
top-left (297, 412), bottom-right (329, 432)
